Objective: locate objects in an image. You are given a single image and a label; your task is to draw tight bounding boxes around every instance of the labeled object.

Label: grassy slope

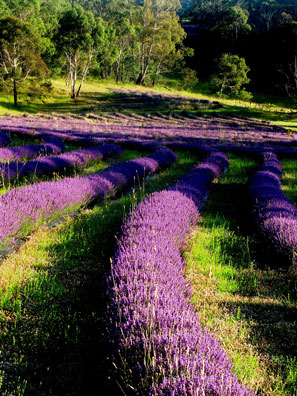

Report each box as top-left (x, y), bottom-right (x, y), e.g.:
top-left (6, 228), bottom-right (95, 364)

top-left (0, 150), bottom-right (201, 395)
top-left (185, 153), bottom-right (297, 395)
top-left (0, 79), bottom-right (297, 395)
top-left (0, 78), bottom-right (296, 128)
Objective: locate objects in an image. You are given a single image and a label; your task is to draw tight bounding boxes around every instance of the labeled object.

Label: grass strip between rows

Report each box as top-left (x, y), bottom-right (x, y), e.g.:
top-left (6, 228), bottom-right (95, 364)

top-left (0, 150), bottom-right (199, 395)
top-left (107, 151), bottom-right (256, 395)
top-left (185, 153), bottom-right (297, 396)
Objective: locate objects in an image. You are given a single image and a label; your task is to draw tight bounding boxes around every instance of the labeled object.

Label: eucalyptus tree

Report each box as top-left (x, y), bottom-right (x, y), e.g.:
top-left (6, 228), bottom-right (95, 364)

top-left (75, 0), bottom-right (110, 17)
top-left (210, 5), bottom-right (251, 42)
top-left (55, 4), bottom-right (105, 98)
top-left (0, 1), bottom-right (11, 18)
top-left (211, 53), bottom-right (250, 96)
top-left (134, 0), bottom-right (185, 85)
top-left (3, 0), bottom-right (40, 21)
top-left (0, 15), bottom-right (48, 106)
top-left (277, 21), bottom-right (297, 101)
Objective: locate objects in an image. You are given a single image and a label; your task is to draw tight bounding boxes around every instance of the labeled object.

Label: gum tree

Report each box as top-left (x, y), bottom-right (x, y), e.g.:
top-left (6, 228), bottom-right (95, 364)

top-left (135, 0), bottom-right (186, 85)
top-left (210, 5), bottom-right (251, 42)
top-left (55, 4), bottom-right (105, 98)
top-left (211, 53), bottom-right (251, 96)
top-left (0, 15), bottom-right (48, 106)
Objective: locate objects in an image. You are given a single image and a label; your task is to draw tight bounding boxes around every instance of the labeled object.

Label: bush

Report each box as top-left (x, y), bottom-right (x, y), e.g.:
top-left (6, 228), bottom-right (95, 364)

top-left (211, 53), bottom-right (251, 97)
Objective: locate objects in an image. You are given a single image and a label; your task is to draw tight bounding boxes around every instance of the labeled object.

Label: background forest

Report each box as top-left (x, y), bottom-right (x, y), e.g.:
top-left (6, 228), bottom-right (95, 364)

top-left (0, 0), bottom-right (297, 105)
top-left (0, 2), bottom-right (297, 396)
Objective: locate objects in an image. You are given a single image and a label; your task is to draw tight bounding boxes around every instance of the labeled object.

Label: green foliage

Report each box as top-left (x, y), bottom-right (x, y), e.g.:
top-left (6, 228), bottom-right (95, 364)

top-left (181, 67), bottom-right (199, 89)
top-left (55, 4), bottom-right (106, 98)
top-left (0, 16), bottom-right (49, 106)
top-left (55, 5), bottom-right (96, 54)
top-left (210, 5), bottom-right (251, 41)
top-left (212, 53), bottom-right (251, 97)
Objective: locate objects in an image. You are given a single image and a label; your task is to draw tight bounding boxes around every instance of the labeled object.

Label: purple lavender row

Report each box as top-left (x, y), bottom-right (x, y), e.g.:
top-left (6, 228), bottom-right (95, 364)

top-left (107, 152), bottom-right (255, 395)
top-left (0, 143), bottom-right (122, 181)
top-left (0, 114), bottom-right (294, 144)
top-left (7, 123), bottom-right (294, 155)
top-left (0, 133), bottom-right (65, 162)
top-left (3, 119), bottom-right (297, 159)
top-left (249, 152), bottom-right (297, 264)
top-left (0, 148), bottom-right (176, 243)
top-left (0, 130), bottom-right (11, 147)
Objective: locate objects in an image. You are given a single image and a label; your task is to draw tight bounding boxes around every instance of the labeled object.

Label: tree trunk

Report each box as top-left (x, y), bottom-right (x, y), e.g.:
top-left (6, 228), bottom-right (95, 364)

top-left (76, 51), bottom-right (94, 98)
top-left (71, 72), bottom-right (76, 99)
top-left (136, 63), bottom-right (149, 85)
top-left (115, 49), bottom-right (122, 84)
top-left (152, 62), bottom-right (161, 86)
top-left (76, 66), bottom-right (88, 98)
top-left (13, 78), bottom-right (18, 107)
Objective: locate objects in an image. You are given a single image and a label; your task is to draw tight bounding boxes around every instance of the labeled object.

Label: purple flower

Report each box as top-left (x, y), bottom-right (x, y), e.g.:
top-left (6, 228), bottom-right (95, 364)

top-left (0, 143), bottom-right (123, 181)
top-left (0, 148), bottom-right (176, 243)
top-left (249, 151), bottom-right (297, 263)
top-left (107, 152), bottom-right (254, 395)
top-left (0, 130), bottom-right (11, 147)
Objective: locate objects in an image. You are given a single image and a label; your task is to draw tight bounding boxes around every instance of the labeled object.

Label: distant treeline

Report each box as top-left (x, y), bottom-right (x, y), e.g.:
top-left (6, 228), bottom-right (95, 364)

top-left (182, 0), bottom-right (297, 97)
top-left (0, 0), bottom-right (296, 104)
top-left (0, 0), bottom-right (193, 104)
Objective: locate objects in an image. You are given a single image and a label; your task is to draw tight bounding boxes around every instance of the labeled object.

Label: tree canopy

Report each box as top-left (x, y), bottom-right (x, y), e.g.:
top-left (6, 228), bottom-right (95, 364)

top-left (0, 0), bottom-right (190, 99)
top-left (0, 15), bottom-right (49, 106)
top-left (0, 0), bottom-right (296, 101)
top-left (211, 53), bottom-right (250, 97)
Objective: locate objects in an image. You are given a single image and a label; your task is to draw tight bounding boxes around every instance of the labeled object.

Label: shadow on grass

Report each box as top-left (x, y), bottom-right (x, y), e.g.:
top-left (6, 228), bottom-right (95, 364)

top-left (197, 152), bottom-right (297, 394)
top-left (0, 88), bottom-right (223, 116)
top-left (0, 151), bottom-right (201, 396)
top-left (224, 298), bottom-right (297, 394)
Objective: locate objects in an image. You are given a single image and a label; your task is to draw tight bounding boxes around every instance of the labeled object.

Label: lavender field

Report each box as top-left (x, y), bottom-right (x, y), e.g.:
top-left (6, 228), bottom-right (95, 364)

top-left (0, 93), bottom-right (296, 396)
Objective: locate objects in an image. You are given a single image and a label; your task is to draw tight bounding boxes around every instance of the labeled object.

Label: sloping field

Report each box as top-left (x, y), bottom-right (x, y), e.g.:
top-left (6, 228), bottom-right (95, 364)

top-left (0, 93), bottom-right (296, 395)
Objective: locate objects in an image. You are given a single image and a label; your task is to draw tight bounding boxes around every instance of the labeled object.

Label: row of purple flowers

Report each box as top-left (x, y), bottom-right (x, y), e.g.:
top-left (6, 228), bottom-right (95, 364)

top-left (0, 133), bottom-right (65, 162)
top-left (107, 151), bottom-right (255, 395)
top-left (0, 143), bottom-right (122, 181)
top-left (249, 151), bottom-right (297, 264)
top-left (0, 147), bottom-right (176, 244)
top-left (3, 121), bottom-right (297, 160)
top-left (0, 111), bottom-right (293, 147)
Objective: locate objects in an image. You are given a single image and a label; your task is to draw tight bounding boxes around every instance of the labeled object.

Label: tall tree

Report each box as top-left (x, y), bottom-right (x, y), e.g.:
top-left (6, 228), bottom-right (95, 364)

top-left (277, 21), bottom-right (297, 101)
top-left (55, 4), bottom-right (104, 98)
top-left (210, 5), bottom-right (251, 42)
top-left (211, 53), bottom-right (250, 96)
top-left (134, 0), bottom-right (185, 84)
top-left (0, 15), bottom-right (48, 106)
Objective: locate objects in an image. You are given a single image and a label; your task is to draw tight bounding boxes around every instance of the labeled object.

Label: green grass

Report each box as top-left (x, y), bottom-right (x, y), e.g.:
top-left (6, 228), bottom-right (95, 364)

top-left (185, 153), bottom-right (297, 395)
top-left (1, 78), bottom-right (296, 129)
top-left (0, 76), bottom-right (297, 394)
top-left (0, 146), bottom-right (145, 197)
top-left (0, 149), bottom-right (200, 395)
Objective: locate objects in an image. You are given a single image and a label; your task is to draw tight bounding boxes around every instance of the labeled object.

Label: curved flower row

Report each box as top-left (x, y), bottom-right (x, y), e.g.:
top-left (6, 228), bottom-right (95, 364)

top-left (249, 151), bottom-right (297, 263)
top-left (108, 152), bottom-right (255, 395)
top-left (0, 143), bottom-right (122, 181)
top-left (0, 147), bottom-right (176, 243)
top-left (0, 133), bottom-right (65, 162)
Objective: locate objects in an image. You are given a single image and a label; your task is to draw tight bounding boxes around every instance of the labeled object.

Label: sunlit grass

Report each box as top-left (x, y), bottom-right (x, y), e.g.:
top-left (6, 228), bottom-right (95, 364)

top-left (0, 150), bottom-right (199, 395)
top-left (0, 78), bottom-right (296, 130)
top-left (185, 153), bottom-right (297, 395)
top-left (280, 157), bottom-right (297, 205)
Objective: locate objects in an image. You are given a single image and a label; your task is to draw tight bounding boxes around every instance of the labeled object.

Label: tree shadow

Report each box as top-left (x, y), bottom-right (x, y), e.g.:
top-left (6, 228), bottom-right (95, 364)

top-left (198, 154), bottom-right (297, 393)
top-left (224, 298), bottom-right (297, 359)
top-left (0, 151), bottom-right (200, 396)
